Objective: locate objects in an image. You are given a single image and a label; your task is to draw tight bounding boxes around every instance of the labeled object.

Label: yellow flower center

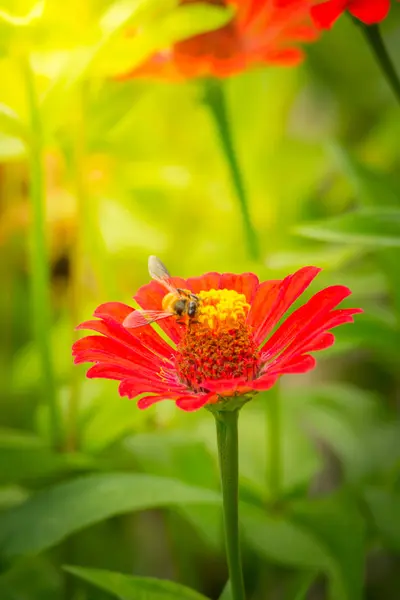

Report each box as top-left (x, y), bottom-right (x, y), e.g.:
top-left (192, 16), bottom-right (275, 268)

top-left (196, 289), bottom-right (250, 332)
top-left (175, 289), bottom-right (258, 395)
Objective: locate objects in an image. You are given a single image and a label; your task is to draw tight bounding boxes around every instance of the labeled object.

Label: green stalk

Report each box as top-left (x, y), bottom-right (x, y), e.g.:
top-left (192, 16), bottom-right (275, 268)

top-left (204, 79), bottom-right (259, 261)
top-left (66, 85), bottom-right (88, 452)
top-left (266, 385), bottom-right (281, 504)
top-left (22, 57), bottom-right (62, 448)
top-left (214, 409), bottom-right (246, 600)
top-left (356, 23), bottom-right (400, 105)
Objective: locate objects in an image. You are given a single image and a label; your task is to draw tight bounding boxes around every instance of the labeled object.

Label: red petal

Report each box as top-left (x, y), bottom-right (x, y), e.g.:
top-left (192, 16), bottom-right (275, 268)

top-left (175, 394), bottom-right (212, 411)
top-left (250, 266), bottom-right (321, 345)
top-left (263, 306), bottom-right (362, 367)
top-left (76, 319), bottom-right (173, 363)
top-left (186, 271), bottom-right (259, 301)
top-left (249, 374), bottom-right (279, 391)
top-left (261, 285), bottom-right (353, 359)
top-left (134, 280), bottom-right (166, 310)
top-left (94, 302), bottom-right (133, 322)
top-left (200, 377), bottom-right (253, 396)
top-left (216, 273), bottom-right (239, 291)
top-left (127, 325), bottom-right (176, 360)
top-left (137, 394), bottom-right (172, 409)
top-left (118, 375), bottom-right (186, 399)
top-left (138, 391), bottom-right (212, 410)
top-left (187, 272), bottom-right (221, 293)
top-left (247, 279), bottom-right (281, 334)
top-left (237, 273), bottom-right (260, 302)
top-left (73, 349), bottom-right (137, 370)
top-left (93, 302), bottom-right (175, 359)
top-left (274, 0), bottom-right (309, 6)
top-left (74, 351), bottom-right (161, 381)
top-left (268, 354), bottom-right (316, 375)
top-left (283, 25), bottom-right (321, 42)
top-left (73, 335), bottom-right (142, 361)
top-left (239, 0), bottom-right (265, 25)
top-left (261, 47), bottom-right (304, 66)
top-left (299, 332), bottom-right (335, 353)
top-left (348, 0), bottom-right (390, 23)
top-left (219, 272), bottom-right (259, 301)
top-left (72, 335), bottom-right (163, 371)
top-left (292, 308), bottom-right (361, 355)
top-left (86, 363), bottom-right (138, 381)
top-left (311, 0), bottom-right (347, 28)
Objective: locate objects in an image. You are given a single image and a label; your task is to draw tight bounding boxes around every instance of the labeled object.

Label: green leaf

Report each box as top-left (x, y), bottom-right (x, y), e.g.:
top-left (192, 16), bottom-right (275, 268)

top-left (295, 208), bottom-right (400, 247)
top-left (0, 485), bottom-right (28, 510)
top-left (328, 144), bottom-right (400, 208)
top-left (341, 311), bottom-right (399, 359)
top-left (0, 470), bottom-right (364, 600)
top-left (283, 571), bottom-right (318, 600)
top-left (218, 581), bottom-right (231, 600)
top-left (329, 144), bottom-right (400, 315)
top-left (294, 383), bottom-right (400, 483)
top-left (242, 507), bottom-right (327, 569)
top-left (124, 431), bottom-right (222, 549)
top-left (0, 556), bottom-right (62, 600)
top-left (243, 496), bottom-right (365, 600)
top-left (363, 488), bottom-right (400, 551)
top-left (0, 430), bottom-right (89, 485)
top-left (65, 566), bottom-right (210, 600)
top-left (291, 496), bottom-right (365, 600)
top-left (125, 431), bottom-right (217, 486)
top-left (0, 473), bottom-right (219, 557)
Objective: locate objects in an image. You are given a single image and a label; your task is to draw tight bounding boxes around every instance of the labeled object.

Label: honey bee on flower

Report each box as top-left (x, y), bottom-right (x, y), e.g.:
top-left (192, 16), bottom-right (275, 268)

top-left (123, 256), bottom-right (200, 328)
top-left (73, 259), bottom-right (362, 412)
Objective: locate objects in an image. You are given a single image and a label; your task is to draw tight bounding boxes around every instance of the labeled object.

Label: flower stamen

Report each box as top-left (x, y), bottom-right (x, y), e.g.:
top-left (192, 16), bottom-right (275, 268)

top-left (195, 289), bottom-right (250, 332)
top-left (176, 289), bottom-right (259, 392)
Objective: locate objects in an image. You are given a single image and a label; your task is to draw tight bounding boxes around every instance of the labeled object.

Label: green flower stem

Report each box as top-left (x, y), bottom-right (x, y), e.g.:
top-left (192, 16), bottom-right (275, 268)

top-left (22, 56), bottom-right (62, 449)
top-left (203, 79), bottom-right (259, 261)
top-left (214, 409), bottom-right (246, 600)
top-left (66, 86), bottom-right (87, 452)
top-left (357, 22), bottom-right (400, 105)
top-left (266, 385), bottom-right (281, 504)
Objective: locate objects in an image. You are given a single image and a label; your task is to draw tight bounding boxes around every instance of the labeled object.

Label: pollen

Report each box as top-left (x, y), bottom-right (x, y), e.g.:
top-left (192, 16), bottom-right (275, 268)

top-left (196, 289), bottom-right (250, 331)
top-left (175, 288), bottom-right (259, 394)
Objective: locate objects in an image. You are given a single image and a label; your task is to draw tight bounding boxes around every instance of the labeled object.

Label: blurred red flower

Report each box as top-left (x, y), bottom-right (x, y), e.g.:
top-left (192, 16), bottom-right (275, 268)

top-left (73, 264), bottom-right (362, 412)
top-left (119, 0), bottom-right (319, 79)
top-left (311, 0), bottom-right (390, 28)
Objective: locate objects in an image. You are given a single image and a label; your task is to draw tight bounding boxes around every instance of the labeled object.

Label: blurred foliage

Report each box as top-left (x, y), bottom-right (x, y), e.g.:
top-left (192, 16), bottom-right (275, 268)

top-left (0, 1), bottom-right (400, 600)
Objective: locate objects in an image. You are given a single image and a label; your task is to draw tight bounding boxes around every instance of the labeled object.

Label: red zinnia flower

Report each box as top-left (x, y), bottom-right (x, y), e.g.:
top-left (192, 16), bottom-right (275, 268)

top-left (73, 258), bottom-right (362, 412)
top-left (119, 0), bottom-right (319, 80)
top-left (311, 0), bottom-right (390, 28)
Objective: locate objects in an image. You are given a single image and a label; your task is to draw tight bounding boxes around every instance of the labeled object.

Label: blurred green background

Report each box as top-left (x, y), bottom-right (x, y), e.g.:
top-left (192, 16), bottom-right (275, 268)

top-left (1, 1), bottom-right (400, 599)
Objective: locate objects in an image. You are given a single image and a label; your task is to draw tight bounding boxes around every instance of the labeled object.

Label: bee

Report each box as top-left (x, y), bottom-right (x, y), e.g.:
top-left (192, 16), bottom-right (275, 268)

top-left (123, 256), bottom-right (200, 329)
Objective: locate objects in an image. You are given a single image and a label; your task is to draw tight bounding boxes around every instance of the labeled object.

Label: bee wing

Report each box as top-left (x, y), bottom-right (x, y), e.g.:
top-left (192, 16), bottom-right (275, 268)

top-left (123, 309), bottom-right (173, 329)
top-left (148, 255), bottom-right (177, 293)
